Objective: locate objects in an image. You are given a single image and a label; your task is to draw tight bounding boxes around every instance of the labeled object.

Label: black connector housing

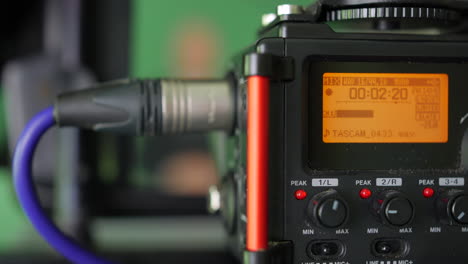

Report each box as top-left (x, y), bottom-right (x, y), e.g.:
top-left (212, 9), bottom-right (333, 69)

top-left (54, 79), bottom-right (162, 135)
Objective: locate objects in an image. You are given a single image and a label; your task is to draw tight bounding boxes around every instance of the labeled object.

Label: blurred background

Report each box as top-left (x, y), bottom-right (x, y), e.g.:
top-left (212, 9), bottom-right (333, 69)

top-left (0, 0), bottom-right (311, 263)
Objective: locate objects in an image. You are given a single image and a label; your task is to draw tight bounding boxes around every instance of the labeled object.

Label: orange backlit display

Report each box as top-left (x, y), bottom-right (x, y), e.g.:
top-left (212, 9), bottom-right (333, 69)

top-left (323, 73), bottom-right (448, 143)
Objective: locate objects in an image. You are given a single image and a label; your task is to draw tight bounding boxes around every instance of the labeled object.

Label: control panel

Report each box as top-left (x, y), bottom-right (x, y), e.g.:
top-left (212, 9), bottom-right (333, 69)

top-left (286, 175), bottom-right (468, 263)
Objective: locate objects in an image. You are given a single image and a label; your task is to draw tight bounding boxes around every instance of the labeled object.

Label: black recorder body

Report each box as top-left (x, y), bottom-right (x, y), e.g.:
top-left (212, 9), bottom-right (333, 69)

top-left (221, 1), bottom-right (468, 263)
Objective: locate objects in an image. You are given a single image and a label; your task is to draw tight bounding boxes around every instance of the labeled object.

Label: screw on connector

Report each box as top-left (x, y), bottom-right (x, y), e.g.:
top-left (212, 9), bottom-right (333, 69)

top-left (160, 80), bottom-right (234, 134)
top-left (55, 79), bottom-right (235, 136)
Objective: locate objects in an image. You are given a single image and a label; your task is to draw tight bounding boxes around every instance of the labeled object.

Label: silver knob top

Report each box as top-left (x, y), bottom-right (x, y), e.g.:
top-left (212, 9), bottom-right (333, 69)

top-left (208, 185), bottom-right (221, 214)
top-left (277, 4), bottom-right (304, 15)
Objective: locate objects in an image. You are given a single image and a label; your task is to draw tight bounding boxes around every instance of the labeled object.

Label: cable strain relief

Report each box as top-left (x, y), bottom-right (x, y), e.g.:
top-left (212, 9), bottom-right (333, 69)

top-left (54, 79), bottom-right (163, 135)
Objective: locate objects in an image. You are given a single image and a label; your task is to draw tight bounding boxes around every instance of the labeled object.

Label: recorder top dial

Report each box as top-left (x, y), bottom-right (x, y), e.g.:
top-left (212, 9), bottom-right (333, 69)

top-left (324, 6), bottom-right (460, 22)
top-left (309, 0), bottom-right (468, 26)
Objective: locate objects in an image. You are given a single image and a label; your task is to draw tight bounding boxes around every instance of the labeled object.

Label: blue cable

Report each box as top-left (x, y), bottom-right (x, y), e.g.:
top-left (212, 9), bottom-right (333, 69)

top-left (13, 107), bottom-right (113, 264)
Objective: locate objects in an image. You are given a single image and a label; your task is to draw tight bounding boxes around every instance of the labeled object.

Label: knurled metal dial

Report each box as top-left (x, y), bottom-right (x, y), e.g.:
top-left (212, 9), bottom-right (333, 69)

top-left (325, 6), bottom-right (461, 22)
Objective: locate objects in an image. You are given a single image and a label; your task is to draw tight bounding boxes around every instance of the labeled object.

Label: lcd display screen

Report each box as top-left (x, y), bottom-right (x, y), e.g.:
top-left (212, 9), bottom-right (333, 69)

top-left (322, 73), bottom-right (449, 143)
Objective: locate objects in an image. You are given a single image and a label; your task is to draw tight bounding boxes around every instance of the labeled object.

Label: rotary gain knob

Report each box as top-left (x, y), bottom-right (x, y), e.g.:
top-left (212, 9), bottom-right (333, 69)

top-left (307, 189), bottom-right (348, 228)
top-left (372, 190), bottom-right (414, 227)
top-left (436, 189), bottom-right (468, 225)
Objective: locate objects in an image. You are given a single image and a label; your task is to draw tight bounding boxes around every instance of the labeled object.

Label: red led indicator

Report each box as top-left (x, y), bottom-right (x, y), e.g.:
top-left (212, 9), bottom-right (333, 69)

top-left (423, 187), bottom-right (435, 198)
top-left (359, 188), bottom-right (372, 199)
top-left (295, 189), bottom-right (307, 200)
